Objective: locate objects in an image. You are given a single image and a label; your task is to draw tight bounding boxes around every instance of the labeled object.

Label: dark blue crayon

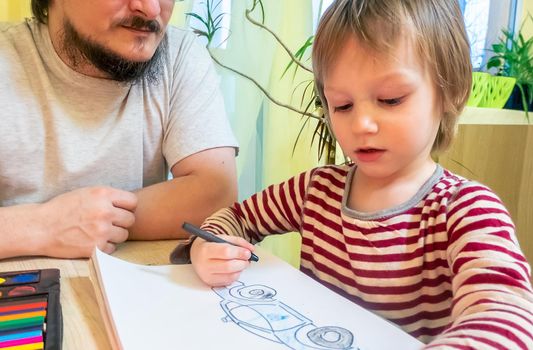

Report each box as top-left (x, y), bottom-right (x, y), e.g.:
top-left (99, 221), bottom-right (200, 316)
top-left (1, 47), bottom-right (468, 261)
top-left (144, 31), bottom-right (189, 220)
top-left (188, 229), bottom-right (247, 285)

top-left (182, 222), bottom-right (259, 262)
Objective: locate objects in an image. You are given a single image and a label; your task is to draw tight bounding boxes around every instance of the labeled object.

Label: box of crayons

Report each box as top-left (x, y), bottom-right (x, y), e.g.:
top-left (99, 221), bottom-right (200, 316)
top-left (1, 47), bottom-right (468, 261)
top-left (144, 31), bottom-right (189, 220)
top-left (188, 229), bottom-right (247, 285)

top-left (0, 269), bottom-right (62, 350)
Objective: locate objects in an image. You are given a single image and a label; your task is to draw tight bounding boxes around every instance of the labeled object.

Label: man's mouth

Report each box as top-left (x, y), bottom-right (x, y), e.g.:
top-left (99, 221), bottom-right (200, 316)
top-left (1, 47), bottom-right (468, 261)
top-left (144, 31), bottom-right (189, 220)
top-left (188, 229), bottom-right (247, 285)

top-left (122, 26), bottom-right (154, 33)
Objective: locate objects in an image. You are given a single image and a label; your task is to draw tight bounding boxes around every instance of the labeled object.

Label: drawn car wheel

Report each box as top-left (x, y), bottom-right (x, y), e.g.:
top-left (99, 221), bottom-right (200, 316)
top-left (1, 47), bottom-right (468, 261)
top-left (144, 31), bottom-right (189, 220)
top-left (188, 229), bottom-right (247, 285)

top-left (230, 284), bottom-right (277, 301)
top-left (307, 326), bottom-right (354, 349)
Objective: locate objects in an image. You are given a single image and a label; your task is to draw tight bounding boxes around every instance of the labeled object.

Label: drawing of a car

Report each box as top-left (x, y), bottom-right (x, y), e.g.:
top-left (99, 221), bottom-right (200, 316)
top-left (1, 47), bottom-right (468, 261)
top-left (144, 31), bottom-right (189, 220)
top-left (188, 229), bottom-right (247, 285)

top-left (213, 281), bottom-right (357, 350)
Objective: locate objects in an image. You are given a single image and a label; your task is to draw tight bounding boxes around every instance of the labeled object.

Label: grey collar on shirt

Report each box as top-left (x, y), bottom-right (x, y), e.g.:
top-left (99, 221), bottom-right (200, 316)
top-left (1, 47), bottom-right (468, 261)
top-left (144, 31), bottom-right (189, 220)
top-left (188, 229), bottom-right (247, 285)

top-left (341, 164), bottom-right (444, 220)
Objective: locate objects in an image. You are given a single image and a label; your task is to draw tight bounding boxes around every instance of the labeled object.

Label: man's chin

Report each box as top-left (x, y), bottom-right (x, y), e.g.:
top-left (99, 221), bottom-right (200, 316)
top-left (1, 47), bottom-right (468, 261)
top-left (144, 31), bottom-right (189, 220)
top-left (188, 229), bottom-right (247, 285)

top-left (113, 53), bottom-right (154, 64)
top-left (61, 19), bottom-right (167, 83)
top-left (107, 44), bottom-right (158, 64)
top-left (113, 29), bottom-right (162, 58)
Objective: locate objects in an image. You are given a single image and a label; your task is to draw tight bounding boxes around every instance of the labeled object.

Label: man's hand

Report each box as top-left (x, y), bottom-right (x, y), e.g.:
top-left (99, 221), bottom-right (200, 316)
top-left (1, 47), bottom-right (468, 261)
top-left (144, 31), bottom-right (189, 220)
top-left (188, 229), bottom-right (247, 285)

top-left (38, 186), bottom-right (138, 258)
top-left (190, 235), bottom-right (255, 287)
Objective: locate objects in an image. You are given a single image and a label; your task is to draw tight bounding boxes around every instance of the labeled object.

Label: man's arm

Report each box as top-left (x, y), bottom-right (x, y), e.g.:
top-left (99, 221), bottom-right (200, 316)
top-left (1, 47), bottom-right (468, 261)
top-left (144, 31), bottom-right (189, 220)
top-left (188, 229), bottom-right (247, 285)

top-left (128, 146), bottom-right (237, 240)
top-left (0, 187), bottom-right (137, 259)
top-left (0, 203), bottom-right (45, 259)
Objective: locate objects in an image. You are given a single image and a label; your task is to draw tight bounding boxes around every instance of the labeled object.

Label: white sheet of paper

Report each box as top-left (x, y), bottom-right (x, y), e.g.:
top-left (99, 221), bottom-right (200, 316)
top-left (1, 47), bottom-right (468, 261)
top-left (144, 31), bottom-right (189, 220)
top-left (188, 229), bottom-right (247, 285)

top-left (91, 248), bottom-right (423, 350)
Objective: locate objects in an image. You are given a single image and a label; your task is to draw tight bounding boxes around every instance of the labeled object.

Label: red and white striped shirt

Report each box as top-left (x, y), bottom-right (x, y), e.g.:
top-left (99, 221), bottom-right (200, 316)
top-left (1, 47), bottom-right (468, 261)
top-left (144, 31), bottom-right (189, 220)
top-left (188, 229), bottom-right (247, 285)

top-left (200, 164), bottom-right (533, 348)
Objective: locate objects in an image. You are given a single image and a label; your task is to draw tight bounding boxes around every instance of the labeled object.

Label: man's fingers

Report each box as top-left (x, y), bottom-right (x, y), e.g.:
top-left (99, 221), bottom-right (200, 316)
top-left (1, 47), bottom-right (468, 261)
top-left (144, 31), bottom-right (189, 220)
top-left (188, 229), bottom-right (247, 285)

top-left (111, 190), bottom-right (138, 211)
top-left (107, 226), bottom-right (129, 244)
top-left (111, 207), bottom-right (136, 229)
top-left (98, 241), bottom-right (117, 254)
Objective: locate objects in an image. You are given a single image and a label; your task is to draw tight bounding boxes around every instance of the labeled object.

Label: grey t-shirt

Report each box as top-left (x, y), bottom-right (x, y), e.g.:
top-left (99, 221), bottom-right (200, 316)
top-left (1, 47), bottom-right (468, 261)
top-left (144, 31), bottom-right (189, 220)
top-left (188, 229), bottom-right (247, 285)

top-left (0, 19), bottom-right (238, 206)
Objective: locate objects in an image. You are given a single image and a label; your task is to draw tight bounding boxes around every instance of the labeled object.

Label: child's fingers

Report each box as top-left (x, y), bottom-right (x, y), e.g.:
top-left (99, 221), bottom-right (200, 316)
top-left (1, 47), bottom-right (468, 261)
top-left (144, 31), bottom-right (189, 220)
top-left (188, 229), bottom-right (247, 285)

top-left (207, 271), bottom-right (242, 287)
top-left (208, 257), bottom-right (250, 274)
top-left (217, 235), bottom-right (256, 252)
top-left (205, 240), bottom-right (254, 261)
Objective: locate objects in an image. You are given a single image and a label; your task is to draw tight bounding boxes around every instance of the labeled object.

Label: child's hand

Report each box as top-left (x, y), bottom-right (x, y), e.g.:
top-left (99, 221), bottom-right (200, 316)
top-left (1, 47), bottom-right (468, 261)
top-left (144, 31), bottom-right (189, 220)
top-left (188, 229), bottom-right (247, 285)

top-left (190, 235), bottom-right (256, 287)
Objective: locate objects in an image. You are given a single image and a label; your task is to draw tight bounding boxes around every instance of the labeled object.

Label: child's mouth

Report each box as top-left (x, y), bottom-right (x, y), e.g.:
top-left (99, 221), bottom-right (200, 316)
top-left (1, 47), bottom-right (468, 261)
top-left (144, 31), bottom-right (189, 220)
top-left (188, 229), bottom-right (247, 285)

top-left (357, 148), bottom-right (381, 153)
top-left (355, 148), bottom-right (385, 162)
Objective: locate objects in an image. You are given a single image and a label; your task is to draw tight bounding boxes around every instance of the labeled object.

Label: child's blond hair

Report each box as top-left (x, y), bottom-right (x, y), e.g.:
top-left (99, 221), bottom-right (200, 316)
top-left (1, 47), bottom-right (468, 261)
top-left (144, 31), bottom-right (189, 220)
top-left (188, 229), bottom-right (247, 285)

top-left (312, 0), bottom-right (472, 153)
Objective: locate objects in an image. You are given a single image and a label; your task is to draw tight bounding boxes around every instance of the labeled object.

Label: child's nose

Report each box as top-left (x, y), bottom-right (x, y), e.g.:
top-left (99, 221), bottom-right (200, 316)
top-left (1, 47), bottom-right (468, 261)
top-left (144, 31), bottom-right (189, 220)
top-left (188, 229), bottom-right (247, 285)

top-left (351, 106), bottom-right (378, 134)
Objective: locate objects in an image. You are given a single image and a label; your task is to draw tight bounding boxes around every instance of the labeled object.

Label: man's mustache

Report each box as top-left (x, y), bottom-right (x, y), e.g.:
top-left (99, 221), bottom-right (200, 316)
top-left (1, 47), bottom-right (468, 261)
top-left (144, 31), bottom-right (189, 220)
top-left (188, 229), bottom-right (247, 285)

top-left (118, 17), bottom-right (161, 34)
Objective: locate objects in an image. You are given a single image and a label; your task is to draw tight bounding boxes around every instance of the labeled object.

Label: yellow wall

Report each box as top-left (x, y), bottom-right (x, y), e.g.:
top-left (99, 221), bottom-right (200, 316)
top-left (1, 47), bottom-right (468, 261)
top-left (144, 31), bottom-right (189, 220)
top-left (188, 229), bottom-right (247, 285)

top-left (0, 1), bottom-right (31, 22)
top-left (0, 1), bottom-right (190, 24)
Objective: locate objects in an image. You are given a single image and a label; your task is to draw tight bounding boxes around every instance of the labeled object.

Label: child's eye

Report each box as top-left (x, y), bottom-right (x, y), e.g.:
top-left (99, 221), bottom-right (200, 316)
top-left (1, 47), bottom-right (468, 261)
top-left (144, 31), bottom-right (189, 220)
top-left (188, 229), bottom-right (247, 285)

top-left (378, 97), bottom-right (403, 106)
top-left (333, 104), bottom-right (352, 112)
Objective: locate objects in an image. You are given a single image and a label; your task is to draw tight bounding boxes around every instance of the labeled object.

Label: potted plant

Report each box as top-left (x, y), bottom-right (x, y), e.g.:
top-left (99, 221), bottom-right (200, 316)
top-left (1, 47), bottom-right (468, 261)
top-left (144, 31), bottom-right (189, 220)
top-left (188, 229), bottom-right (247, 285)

top-left (186, 0), bottom-right (336, 164)
top-left (486, 14), bottom-right (532, 121)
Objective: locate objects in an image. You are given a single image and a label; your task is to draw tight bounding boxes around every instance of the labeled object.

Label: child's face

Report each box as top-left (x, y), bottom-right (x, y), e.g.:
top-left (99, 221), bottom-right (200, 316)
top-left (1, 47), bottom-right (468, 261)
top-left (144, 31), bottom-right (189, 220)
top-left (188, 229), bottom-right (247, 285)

top-left (323, 36), bottom-right (441, 180)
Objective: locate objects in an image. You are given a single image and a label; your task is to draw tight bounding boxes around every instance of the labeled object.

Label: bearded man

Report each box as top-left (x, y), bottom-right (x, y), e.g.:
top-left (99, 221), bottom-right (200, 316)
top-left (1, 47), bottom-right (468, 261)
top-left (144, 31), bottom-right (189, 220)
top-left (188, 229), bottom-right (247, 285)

top-left (0, 0), bottom-right (238, 259)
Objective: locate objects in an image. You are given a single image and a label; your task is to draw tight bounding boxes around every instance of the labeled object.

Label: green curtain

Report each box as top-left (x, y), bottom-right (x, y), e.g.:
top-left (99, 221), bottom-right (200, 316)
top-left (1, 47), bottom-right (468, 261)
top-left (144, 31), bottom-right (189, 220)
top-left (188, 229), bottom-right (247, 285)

top-left (254, 1), bottom-right (321, 268)
top-left (207, 0), bottom-right (324, 268)
top-left (523, 0), bottom-right (533, 39)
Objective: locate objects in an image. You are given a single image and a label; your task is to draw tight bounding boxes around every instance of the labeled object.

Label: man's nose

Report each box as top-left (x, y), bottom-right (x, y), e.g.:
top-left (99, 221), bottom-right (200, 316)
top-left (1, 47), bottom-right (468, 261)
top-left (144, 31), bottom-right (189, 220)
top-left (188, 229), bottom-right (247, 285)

top-left (129, 0), bottom-right (161, 19)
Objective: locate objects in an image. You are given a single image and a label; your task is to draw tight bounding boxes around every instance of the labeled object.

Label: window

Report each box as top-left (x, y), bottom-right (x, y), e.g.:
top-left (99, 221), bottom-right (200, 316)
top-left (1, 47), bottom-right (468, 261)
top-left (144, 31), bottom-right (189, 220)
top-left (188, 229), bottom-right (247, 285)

top-left (462, 0), bottom-right (519, 70)
top-left (313, 0), bottom-right (334, 31)
top-left (188, 0), bottom-right (232, 49)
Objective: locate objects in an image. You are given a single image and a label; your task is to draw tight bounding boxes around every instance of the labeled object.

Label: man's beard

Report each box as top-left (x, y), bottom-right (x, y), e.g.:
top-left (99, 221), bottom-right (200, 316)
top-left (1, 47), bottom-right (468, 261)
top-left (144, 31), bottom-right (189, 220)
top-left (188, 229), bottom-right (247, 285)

top-left (60, 18), bottom-right (167, 84)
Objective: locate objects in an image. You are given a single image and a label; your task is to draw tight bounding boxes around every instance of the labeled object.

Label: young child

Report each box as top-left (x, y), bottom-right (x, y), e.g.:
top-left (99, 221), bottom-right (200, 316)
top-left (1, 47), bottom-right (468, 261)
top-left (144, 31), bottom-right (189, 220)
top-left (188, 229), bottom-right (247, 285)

top-left (171, 0), bottom-right (533, 347)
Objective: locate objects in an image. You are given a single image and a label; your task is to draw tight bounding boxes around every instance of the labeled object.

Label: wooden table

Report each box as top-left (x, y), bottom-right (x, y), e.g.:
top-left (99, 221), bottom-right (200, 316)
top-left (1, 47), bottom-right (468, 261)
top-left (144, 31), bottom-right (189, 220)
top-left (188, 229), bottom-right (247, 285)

top-left (0, 240), bottom-right (182, 349)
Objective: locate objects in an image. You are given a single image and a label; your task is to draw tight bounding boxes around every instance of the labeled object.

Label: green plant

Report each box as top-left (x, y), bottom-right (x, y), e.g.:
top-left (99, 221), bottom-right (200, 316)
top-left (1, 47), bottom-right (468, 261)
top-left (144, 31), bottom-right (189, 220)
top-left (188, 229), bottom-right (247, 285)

top-left (185, 0), bottom-right (226, 47)
top-left (487, 14), bottom-right (533, 121)
top-left (186, 0), bottom-right (337, 164)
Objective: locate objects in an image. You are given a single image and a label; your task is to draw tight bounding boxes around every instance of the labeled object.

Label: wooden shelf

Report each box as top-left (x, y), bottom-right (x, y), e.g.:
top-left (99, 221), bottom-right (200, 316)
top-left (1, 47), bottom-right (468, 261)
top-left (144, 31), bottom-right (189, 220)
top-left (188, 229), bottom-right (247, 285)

top-left (440, 107), bottom-right (533, 264)
top-left (460, 107), bottom-right (530, 125)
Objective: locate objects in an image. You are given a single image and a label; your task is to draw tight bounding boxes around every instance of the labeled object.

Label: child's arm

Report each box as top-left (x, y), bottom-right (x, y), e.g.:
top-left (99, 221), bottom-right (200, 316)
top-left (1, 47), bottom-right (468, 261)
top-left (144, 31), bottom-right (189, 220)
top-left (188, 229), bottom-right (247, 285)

top-left (200, 168), bottom-right (315, 242)
top-left (171, 169), bottom-right (316, 285)
top-left (426, 183), bottom-right (533, 349)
